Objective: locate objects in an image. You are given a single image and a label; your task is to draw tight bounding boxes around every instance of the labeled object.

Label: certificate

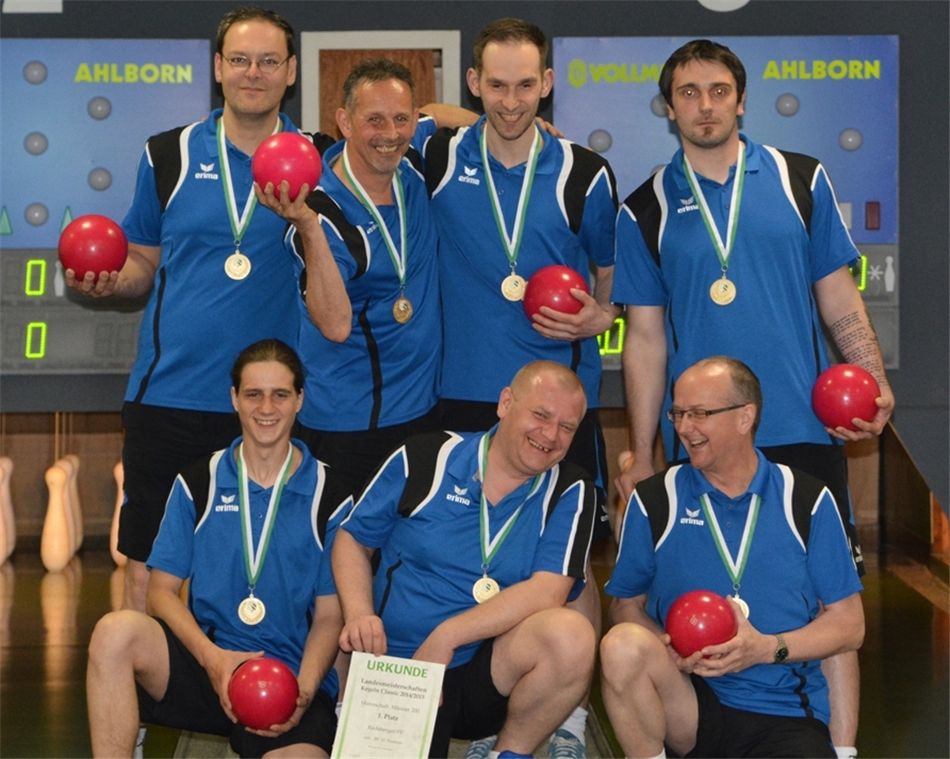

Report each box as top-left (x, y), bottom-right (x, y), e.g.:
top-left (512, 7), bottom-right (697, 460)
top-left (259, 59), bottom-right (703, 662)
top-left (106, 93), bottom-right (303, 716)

top-left (332, 652), bottom-right (445, 759)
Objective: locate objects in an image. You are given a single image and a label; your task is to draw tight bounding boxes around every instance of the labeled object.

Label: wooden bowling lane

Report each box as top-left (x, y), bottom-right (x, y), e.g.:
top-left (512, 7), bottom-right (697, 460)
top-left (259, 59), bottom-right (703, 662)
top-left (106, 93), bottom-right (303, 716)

top-left (0, 540), bottom-right (945, 758)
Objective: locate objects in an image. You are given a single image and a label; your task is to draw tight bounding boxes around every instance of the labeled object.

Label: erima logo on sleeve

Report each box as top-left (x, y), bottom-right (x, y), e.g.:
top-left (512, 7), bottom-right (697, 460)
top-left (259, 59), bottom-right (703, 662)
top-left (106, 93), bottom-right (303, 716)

top-left (446, 484), bottom-right (471, 505)
top-left (679, 506), bottom-right (704, 526)
top-left (194, 162), bottom-right (219, 180)
top-left (215, 493), bottom-right (239, 513)
top-left (457, 166), bottom-right (480, 186)
top-left (676, 196), bottom-right (698, 214)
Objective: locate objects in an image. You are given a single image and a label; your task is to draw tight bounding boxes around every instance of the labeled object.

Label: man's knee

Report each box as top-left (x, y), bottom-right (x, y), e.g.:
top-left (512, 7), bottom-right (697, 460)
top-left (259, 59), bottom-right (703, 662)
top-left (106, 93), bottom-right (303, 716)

top-left (88, 609), bottom-right (154, 667)
top-left (600, 623), bottom-right (661, 686)
top-left (495, 608), bottom-right (596, 690)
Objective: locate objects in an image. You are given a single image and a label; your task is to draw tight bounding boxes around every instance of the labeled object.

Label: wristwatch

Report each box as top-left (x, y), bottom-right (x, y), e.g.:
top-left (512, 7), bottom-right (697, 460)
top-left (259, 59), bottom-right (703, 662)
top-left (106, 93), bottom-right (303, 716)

top-left (773, 634), bottom-right (789, 663)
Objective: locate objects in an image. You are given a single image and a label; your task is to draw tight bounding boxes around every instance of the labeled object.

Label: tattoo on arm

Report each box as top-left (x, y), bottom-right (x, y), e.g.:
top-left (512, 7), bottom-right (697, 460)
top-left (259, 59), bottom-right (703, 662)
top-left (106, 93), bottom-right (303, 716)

top-left (828, 311), bottom-right (886, 382)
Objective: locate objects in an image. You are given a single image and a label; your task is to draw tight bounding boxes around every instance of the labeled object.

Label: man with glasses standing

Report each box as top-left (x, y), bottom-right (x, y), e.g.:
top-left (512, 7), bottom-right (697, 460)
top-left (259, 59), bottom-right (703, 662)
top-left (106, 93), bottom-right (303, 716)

top-left (601, 356), bottom-right (864, 759)
top-left (612, 39), bottom-right (892, 757)
top-left (66, 6), bottom-right (312, 613)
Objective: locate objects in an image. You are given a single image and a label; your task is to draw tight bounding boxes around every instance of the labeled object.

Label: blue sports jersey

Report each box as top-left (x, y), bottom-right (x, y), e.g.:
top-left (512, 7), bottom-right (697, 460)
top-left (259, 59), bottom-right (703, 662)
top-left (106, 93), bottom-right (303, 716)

top-left (289, 140), bottom-right (441, 431)
top-left (423, 116), bottom-right (617, 406)
top-left (341, 429), bottom-right (595, 668)
top-left (122, 110), bottom-right (302, 412)
top-left (606, 450), bottom-right (862, 724)
top-left (612, 136), bottom-right (860, 453)
top-left (148, 438), bottom-right (352, 694)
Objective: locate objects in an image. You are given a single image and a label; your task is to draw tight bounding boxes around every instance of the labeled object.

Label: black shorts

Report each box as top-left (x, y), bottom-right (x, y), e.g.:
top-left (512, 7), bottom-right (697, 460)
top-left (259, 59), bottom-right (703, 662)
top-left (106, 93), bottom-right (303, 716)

top-left (439, 399), bottom-right (611, 540)
top-left (428, 639), bottom-right (509, 758)
top-left (138, 619), bottom-right (337, 758)
top-left (119, 402), bottom-right (240, 561)
top-left (674, 674), bottom-right (834, 758)
top-left (297, 405), bottom-right (441, 497)
top-left (759, 443), bottom-right (864, 575)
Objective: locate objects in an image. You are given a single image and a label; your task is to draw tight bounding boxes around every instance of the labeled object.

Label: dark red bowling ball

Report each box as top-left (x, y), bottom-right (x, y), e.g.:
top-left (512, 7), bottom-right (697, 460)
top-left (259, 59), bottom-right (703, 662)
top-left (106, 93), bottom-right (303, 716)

top-left (57, 214), bottom-right (127, 278)
top-left (811, 364), bottom-right (880, 431)
top-left (228, 657), bottom-right (299, 730)
top-left (665, 589), bottom-right (738, 658)
top-left (252, 132), bottom-right (322, 202)
top-left (523, 265), bottom-right (590, 319)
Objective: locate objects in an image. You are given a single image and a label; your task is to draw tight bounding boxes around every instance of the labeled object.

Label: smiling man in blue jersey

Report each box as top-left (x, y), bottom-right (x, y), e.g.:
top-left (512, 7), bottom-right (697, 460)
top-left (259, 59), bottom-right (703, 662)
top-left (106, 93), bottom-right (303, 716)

top-left (601, 356), bottom-right (864, 759)
top-left (410, 23), bottom-right (618, 754)
top-left (258, 58), bottom-right (442, 498)
top-left (333, 361), bottom-right (597, 759)
top-left (611, 39), bottom-right (894, 757)
top-left (86, 340), bottom-right (351, 758)
top-left (65, 7), bottom-right (312, 614)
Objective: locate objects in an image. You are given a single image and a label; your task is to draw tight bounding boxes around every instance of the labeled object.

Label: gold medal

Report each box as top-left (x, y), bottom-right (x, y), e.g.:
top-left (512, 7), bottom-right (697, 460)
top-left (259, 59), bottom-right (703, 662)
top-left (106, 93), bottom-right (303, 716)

top-left (225, 251), bottom-right (251, 280)
top-left (238, 595), bottom-right (266, 625)
top-left (733, 594), bottom-right (750, 619)
top-left (393, 296), bottom-right (413, 324)
top-left (709, 277), bottom-right (736, 305)
top-left (501, 274), bottom-right (526, 302)
top-left (472, 576), bottom-right (501, 603)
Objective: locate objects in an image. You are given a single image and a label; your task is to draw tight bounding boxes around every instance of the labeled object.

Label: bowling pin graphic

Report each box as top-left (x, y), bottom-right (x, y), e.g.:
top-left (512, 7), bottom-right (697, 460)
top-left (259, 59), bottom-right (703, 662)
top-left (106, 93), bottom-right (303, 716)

top-left (110, 461), bottom-right (128, 567)
top-left (54, 261), bottom-right (65, 297)
top-left (0, 457), bottom-right (15, 564)
top-left (63, 454), bottom-right (83, 553)
top-left (884, 256), bottom-right (896, 293)
top-left (41, 462), bottom-right (74, 572)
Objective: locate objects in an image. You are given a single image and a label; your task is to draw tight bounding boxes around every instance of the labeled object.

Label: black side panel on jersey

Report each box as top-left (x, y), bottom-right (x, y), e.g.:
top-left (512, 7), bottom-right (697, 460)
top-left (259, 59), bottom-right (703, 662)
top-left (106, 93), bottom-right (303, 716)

top-left (306, 131), bottom-right (337, 157)
top-left (564, 143), bottom-right (618, 234)
top-left (774, 149), bottom-right (819, 233)
top-left (396, 431), bottom-right (457, 517)
top-left (180, 454), bottom-right (213, 529)
top-left (543, 460), bottom-right (596, 531)
top-left (787, 467), bottom-right (826, 548)
top-left (632, 471), bottom-right (672, 549)
top-left (301, 190), bottom-right (369, 279)
top-left (147, 126), bottom-right (188, 212)
top-left (422, 128), bottom-right (455, 196)
top-left (622, 177), bottom-right (663, 268)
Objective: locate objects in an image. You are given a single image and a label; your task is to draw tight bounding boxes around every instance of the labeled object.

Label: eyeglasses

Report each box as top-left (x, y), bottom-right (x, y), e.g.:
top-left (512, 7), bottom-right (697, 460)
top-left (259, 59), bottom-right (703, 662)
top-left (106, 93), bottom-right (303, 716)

top-left (666, 404), bottom-right (746, 423)
top-left (223, 55), bottom-right (289, 75)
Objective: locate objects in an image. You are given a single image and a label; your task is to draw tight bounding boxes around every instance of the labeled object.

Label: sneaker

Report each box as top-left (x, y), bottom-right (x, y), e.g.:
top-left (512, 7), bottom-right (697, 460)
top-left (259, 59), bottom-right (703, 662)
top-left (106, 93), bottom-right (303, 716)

top-left (464, 734), bottom-right (497, 759)
top-left (548, 728), bottom-right (586, 758)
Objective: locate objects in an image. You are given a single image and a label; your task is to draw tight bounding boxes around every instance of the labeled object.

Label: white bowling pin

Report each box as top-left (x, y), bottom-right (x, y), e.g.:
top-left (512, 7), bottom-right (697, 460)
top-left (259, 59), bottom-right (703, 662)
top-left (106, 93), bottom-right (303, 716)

top-left (0, 457), bottom-right (15, 564)
top-left (63, 454), bottom-right (83, 553)
top-left (41, 463), bottom-right (74, 572)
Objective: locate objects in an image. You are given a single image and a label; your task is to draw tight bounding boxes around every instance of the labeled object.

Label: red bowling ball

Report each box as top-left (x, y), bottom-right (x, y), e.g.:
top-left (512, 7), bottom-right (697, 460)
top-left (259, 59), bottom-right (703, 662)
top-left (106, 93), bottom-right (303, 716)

top-left (811, 364), bottom-right (880, 431)
top-left (523, 265), bottom-right (590, 319)
top-left (665, 589), bottom-right (738, 658)
top-left (57, 214), bottom-right (127, 278)
top-left (228, 657), bottom-right (299, 730)
top-left (252, 132), bottom-right (322, 202)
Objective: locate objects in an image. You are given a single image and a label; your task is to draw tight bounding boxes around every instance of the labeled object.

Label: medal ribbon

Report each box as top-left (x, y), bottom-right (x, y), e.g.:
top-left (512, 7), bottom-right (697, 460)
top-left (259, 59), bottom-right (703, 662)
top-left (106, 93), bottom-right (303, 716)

top-left (476, 432), bottom-right (544, 572)
top-left (479, 124), bottom-right (542, 273)
top-left (699, 492), bottom-right (761, 592)
top-left (217, 118), bottom-right (279, 250)
top-left (682, 140), bottom-right (746, 275)
top-left (237, 442), bottom-right (294, 591)
top-left (341, 143), bottom-right (407, 289)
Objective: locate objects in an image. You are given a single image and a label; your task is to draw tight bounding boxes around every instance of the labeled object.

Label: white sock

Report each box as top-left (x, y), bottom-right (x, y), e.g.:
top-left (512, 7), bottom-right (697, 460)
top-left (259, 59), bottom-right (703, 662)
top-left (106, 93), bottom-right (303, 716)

top-left (558, 705), bottom-right (588, 741)
top-left (132, 726), bottom-right (146, 759)
top-left (834, 746), bottom-right (858, 759)
top-left (335, 701), bottom-right (342, 719)
top-left (488, 752), bottom-right (500, 759)
top-left (641, 750), bottom-right (666, 759)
